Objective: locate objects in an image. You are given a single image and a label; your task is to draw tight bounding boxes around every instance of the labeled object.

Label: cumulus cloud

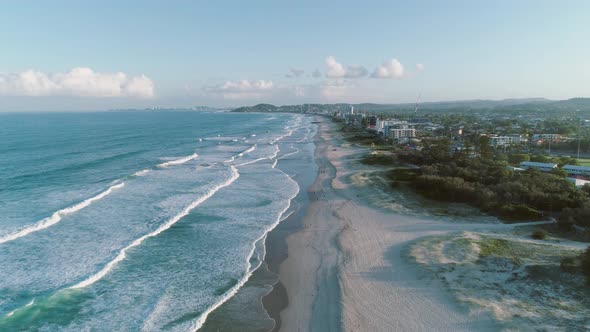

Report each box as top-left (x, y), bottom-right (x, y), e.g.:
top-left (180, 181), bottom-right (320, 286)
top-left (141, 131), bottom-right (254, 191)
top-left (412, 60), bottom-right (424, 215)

top-left (203, 79), bottom-right (274, 100)
top-left (371, 59), bottom-right (404, 79)
top-left (416, 63), bottom-right (425, 71)
top-left (324, 56), bottom-right (367, 79)
top-left (0, 67), bottom-right (154, 98)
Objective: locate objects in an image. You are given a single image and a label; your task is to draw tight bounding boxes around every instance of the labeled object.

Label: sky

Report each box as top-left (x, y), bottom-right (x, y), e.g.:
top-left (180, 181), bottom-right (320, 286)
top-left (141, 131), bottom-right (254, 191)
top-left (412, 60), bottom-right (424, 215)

top-left (0, 0), bottom-right (589, 111)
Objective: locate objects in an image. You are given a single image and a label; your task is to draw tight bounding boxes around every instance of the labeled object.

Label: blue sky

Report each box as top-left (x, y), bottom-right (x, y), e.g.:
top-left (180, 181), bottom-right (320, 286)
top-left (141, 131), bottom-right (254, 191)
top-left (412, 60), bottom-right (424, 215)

top-left (1, 0), bottom-right (589, 110)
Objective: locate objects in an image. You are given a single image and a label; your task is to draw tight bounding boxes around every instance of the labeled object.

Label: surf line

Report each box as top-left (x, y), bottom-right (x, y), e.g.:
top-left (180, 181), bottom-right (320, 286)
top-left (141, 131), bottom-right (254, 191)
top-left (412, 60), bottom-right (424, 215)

top-left (235, 145), bottom-right (280, 167)
top-left (0, 183), bottom-right (126, 245)
top-left (224, 144), bottom-right (258, 163)
top-left (238, 144), bottom-right (257, 157)
top-left (0, 152), bottom-right (199, 246)
top-left (157, 153), bottom-right (199, 167)
top-left (192, 167), bottom-right (299, 331)
top-left (69, 166), bottom-right (240, 289)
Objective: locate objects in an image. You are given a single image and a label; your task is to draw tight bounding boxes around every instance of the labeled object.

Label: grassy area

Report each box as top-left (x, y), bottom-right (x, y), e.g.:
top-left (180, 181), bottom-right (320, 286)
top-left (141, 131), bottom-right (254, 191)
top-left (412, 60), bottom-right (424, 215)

top-left (361, 153), bottom-right (396, 166)
top-left (577, 158), bottom-right (590, 166)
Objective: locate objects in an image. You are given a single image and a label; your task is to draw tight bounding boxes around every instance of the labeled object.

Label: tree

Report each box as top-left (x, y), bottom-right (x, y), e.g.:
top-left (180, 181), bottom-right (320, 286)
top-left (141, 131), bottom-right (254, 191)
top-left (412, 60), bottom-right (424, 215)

top-left (551, 167), bottom-right (568, 178)
top-left (478, 136), bottom-right (493, 160)
top-left (556, 156), bottom-right (578, 167)
top-left (531, 154), bottom-right (550, 163)
top-left (508, 154), bottom-right (530, 165)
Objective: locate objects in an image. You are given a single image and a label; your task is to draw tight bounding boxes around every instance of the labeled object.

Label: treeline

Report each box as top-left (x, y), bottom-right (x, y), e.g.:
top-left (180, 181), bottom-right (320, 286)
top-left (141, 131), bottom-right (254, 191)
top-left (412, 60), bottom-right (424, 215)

top-left (397, 139), bottom-right (590, 224)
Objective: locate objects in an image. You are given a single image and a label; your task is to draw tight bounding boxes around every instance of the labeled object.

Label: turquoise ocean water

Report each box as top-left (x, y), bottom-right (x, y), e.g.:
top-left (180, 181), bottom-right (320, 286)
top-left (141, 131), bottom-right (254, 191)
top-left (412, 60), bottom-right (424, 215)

top-left (0, 111), bottom-right (316, 331)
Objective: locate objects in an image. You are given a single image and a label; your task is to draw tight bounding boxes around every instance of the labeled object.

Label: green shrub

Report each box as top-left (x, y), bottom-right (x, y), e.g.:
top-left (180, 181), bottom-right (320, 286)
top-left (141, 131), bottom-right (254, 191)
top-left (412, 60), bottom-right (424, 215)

top-left (497, 204), bottom-right (543, 221)
top-left (388, 168), bottom-right (420, 181)
top-left (361, 154), bottom-right (395, 165)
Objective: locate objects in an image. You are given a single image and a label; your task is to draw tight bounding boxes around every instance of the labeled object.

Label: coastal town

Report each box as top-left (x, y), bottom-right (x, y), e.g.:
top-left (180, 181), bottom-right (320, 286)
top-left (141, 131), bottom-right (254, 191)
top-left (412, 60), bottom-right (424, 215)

top-left (235, 100), bottom-right (590, 233)
top-left (331, 104), bottom-right (590, 188)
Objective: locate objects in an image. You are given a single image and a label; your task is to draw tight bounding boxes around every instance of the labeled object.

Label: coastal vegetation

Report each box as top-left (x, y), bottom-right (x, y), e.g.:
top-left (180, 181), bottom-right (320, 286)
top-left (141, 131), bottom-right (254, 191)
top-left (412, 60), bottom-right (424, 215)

top-left (391, 138), bottom-right (588, 223)
top-left (411, 232), bottom-right (590, 328)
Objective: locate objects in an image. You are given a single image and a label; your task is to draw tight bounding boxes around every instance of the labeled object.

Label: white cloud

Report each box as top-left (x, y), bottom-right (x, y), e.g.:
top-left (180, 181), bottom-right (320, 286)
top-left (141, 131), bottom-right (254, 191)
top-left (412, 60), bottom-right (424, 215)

top-left (0, 67), bottom-right (154, 98)
top-left (312, 69), bottom-right (322, 78)
top-left (319, 79), bottom-right (356, 98)
top-left (203, 79), bottom-right (274, 100)
top-left (371, 59), bottom-right (404, 79)
top-left (416, 63), bottom-right (425, 71)
top-left (324, 56), bottom-right (367, 78)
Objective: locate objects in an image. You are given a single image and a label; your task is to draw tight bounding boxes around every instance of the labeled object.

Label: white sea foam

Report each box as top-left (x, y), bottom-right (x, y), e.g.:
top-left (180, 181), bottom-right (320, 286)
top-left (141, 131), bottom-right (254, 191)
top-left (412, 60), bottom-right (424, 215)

top-left (235, 145), bottom-right (280, 167)
top-left (69, 166), bottom-right (240, 289)
top-left (2, 300), bottom-right (33, 318)
top-left (270, 129), bottom-right (294, 144)
top-left (0, 183), bottom-right (126, 245)
top-left (277, 146), bottom-right (300, 160)
top-left (235, 158), bottom-right (268, 167)
top-left (192, 168), bottom-right (299, 331)
top-left (271, 159), bottom-right (278, 168)
top-left (157, 153), bottom-right (198, 167)
top-left (238, 144), bottom-right (257, 157)
top-left (133, 169), bottom-right (151, 176)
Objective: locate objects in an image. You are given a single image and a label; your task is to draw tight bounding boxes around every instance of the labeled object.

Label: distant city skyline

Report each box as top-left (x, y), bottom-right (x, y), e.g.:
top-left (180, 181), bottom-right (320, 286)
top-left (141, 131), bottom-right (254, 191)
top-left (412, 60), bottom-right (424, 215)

top-left (1, 0), bottom-right (589, 111)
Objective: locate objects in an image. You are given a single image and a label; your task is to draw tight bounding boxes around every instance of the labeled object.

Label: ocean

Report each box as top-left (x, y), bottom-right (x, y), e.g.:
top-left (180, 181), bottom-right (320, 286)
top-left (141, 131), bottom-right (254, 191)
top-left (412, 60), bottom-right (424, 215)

top-left (0, 111), bottom-right (317, 331)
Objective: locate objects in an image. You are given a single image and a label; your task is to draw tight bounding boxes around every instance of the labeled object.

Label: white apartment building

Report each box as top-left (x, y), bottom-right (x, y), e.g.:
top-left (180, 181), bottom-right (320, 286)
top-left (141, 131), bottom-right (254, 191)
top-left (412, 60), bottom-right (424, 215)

top-left (489, 136), bottom-right (513, 148)
top-left (388, 127), bottom-right (416, 140)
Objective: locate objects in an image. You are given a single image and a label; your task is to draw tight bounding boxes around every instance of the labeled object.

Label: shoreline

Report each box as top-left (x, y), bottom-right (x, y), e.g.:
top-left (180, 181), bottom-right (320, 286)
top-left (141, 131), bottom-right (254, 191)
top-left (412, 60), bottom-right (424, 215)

top-left (260, 117), bottom-right (321, 332)
top-left (199, 114), bottom-right (319, 332)
top-left (204, 115), bottom-right (588, 331)
top-left (275, 119), bottom-right (344, 331)
top-left (271, 118), bottom-right (498, 331)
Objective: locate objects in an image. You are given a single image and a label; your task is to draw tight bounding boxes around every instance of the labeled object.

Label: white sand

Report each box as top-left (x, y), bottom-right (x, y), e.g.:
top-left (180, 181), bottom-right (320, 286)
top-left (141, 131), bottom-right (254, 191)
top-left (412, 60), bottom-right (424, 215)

top-left (279, 120), bottom-right (498, 331)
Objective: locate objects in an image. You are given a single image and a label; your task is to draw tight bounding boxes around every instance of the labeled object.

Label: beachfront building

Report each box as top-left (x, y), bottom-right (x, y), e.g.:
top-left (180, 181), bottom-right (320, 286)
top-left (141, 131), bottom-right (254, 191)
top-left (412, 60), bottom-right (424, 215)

top-left (367, 116), bottom-right (378, 130)
top-left (519, 161), bottom-right (558, 172)
top-left (377, 119), bottom-right (406, 134)
top-left (343, 112), bottom-right (366, 128)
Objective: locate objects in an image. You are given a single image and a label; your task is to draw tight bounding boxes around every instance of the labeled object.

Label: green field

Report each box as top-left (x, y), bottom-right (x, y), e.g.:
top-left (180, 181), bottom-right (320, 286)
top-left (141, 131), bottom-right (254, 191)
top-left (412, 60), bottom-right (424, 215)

top-left (576, 158), bottom-right (590, 166)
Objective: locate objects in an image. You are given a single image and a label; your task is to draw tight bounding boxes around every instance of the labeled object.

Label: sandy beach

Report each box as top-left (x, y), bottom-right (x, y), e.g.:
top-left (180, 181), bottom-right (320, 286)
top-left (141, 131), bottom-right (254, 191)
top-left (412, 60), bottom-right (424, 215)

top-left (274, 118), bottom-right (499, 331)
